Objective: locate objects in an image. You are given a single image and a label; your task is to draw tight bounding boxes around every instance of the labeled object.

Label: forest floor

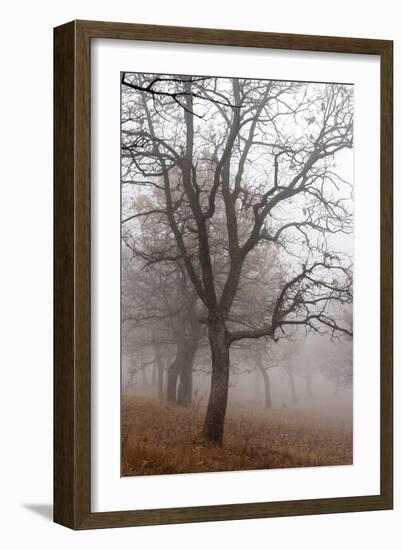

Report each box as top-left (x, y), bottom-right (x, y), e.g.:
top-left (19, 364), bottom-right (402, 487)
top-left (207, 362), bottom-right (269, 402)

top-left (122, 394), bottom-right (353, 476)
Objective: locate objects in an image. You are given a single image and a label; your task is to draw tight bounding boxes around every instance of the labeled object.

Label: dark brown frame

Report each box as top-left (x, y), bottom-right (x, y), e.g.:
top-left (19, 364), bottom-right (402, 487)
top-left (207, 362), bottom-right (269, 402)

top-left (54, 19), bottom-right (393, 530)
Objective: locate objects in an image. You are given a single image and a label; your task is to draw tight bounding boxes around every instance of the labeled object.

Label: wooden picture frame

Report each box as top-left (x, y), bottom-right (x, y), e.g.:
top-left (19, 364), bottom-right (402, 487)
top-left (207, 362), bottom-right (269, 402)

top-left (54, 20), bottom-right (393, 530)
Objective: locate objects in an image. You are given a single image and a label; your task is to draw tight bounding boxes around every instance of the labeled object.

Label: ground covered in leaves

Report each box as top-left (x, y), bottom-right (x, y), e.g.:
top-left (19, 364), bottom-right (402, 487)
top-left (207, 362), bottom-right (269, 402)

top-left (122, 394), bottom-right (352, 476)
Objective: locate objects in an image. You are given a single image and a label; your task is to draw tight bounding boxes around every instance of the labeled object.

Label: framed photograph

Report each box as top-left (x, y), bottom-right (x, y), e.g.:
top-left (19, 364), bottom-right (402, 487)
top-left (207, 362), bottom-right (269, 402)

top-left (54, 20), bottom-right (393, 529)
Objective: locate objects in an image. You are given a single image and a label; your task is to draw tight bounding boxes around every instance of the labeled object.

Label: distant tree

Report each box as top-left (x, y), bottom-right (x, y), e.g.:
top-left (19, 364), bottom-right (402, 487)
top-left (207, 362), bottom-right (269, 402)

top-left (122, 224), bottom-right (205, 405)
top-left (318, 307), bottom-right (353, 390)
top-left (254, 343), bottom-right (274, 409)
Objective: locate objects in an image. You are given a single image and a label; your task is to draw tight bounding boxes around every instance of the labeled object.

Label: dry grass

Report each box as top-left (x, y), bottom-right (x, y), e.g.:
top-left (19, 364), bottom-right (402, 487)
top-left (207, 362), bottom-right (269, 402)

top-left (122, 394), bottom-right (352, 476)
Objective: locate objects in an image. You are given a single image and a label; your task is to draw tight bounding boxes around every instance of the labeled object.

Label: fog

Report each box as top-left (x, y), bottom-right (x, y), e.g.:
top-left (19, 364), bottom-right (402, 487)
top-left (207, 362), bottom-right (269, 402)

top-left (120, 73), bottom-right (353, 473)
top-left (122, 330), bottom-right (352, 421)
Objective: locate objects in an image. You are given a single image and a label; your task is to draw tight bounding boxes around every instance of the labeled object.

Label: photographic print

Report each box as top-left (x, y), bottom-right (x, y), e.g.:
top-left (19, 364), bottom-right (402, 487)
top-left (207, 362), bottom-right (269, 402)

top-left (120, 72), bottom-right (354, 477)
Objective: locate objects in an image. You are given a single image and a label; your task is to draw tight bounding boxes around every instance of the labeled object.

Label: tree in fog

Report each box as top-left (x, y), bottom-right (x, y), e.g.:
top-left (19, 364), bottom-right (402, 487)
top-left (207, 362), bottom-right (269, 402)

top-left (121, 74), bottom-right (353, 445)
top-left (122, 253), bottom-right (171, 399)
top-left (122, 225), bottom-right (204, 404)
top-left (318, 307), bottom-right (353, 391)
top-left (253, 341), bottom-right (275, 409)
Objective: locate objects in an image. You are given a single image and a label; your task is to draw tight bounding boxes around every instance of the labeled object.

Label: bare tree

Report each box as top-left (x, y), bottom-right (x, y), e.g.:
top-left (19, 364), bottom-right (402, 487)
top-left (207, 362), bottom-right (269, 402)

top-left (122, 225), bottom-right (204, 405)
top-left (121, 74), bottom-right (353, 445)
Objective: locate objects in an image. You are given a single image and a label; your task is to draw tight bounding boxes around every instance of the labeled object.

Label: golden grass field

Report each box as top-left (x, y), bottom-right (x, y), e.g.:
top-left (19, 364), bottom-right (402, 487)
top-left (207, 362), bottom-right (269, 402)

top-left (122, 394), bottom-right (353, 476)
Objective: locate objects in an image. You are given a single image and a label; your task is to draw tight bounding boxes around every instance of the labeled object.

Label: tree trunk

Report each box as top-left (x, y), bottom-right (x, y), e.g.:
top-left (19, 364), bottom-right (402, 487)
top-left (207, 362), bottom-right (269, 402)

top-left (177, 362), bottom-right (192, 406)
top-left (177, 341), bottom-right (197, 406)
top-left (257, 355), bottom-right (272, 409)
top-left (203, 321), bottom-right (230, 446)
top-left (167, 332), bottom-right (199, 404)
top-left (155, 347), bottom-right (165, 401)
top-left (166, 326), bottom-right (186, 402)
top-left (177, 306), bottom-right (201, 406)
top-left (166, 357), bottom-right (181, 402)
top-left (287, 369), bottom-right (298, 405)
